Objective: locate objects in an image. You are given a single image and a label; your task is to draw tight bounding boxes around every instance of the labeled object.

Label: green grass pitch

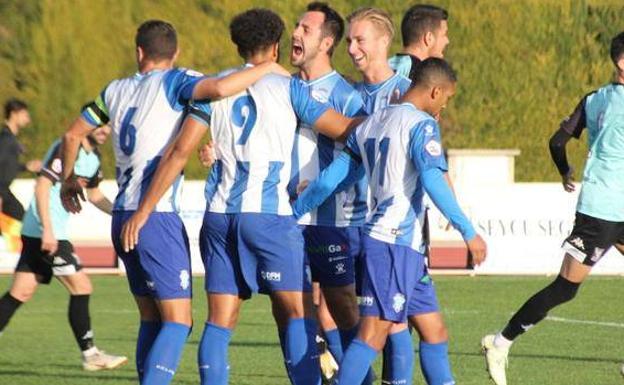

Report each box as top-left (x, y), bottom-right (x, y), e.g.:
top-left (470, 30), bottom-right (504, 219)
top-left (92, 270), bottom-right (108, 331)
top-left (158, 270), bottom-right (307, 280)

top-left (0, 275), bottom-right (622, 384)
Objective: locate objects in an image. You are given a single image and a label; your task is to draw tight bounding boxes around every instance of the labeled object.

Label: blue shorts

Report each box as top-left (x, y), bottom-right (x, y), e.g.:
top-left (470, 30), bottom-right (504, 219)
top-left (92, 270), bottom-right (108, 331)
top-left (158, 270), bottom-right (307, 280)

top-left (112, 211), bottom-right (192, 300)
top-left (303, 225), bottom-right (360, 287)
top-left (358, 235), bottom-right (438, 323)
top-left (199, 212), bottom-right (311, 298)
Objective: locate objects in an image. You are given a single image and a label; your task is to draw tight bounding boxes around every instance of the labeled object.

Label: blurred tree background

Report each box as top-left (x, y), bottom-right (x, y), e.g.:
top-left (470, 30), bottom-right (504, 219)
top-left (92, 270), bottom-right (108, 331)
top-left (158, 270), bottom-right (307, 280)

top-left (0, 0), bottom-right (622, 181)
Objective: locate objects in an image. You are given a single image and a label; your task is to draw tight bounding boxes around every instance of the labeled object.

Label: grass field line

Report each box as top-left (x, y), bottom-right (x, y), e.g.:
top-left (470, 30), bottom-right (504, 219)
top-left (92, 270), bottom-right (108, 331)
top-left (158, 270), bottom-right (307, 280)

top-left (545, 316), bottom-right (624, 329)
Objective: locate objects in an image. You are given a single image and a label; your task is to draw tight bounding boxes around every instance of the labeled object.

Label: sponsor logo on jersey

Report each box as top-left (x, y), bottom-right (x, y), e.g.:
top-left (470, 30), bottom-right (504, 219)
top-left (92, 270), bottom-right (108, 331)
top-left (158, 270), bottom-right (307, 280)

top-left (179, 269), bottom-right (190, 290)
top-left (261, 270), bottom-right (282, 282)
top-left (392, 293), bottom-right (406, 313)
top-left (425, 140), bottom-right (442, 156)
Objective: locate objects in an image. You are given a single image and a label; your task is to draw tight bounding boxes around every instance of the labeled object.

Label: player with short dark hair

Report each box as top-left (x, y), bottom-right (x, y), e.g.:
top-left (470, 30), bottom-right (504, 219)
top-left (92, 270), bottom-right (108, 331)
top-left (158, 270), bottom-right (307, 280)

top-left (294, 58), bottom-right (486, 385)
top-left (0, 125), bottom-right (127, 371)
top-left (482, 31), bottom-right (624, 385)
top-left (289, 3), bottom-right (367, 382)
top-left (120, 8), bottom-right (359, 385)
top-left (389, 4), bottom-right (449, 81)
top-left (60, 18), bottom-right (289, 385)
top-left (0, 99), bottom-right (41, 237)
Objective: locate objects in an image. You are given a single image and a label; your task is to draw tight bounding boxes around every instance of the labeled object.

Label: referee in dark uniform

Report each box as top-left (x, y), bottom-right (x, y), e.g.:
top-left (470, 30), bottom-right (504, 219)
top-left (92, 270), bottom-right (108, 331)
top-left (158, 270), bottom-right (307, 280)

top-left (0, 99), bottom-right (41, 221)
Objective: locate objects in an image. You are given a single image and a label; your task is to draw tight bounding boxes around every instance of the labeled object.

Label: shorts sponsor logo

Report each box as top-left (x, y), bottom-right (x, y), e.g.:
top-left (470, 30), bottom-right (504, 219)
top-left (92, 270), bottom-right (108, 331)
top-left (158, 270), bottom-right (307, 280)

top-left (308, 243), bottom-right (348, 255)
top-left (156, 365), bottom-right (176, 375)
top-left (392, 293), bottom-right (406, 313)
top-left (51, 158), bottom-right (62, 174)
top-left (52, 256), bottom-right (66, 266)
top-left (591, 247), bottom-right (605, 262)
top-left (261, 270), bottom-right (282, 282)
top-left (358, 296), bottom-right (374, 306)
top-left (146, 281), bottom-right (156, 290)
top-left (335, 262), bottom-right (346, 275)
top-left (179, 269), bottom-right (190, 290)
top-left (569, 237), bottom-right (585, 251)
top-left (425, 140), bottom-right (442, 156)
top-left (328, 255), bottom-right (348, 263)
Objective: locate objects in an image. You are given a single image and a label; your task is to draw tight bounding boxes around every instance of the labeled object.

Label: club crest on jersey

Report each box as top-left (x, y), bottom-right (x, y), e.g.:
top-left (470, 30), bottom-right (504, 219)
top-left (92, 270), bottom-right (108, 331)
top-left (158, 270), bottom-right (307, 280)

top-left (179, 270), bottom-right (190, 290)
top-left (311, 88), bottom-right (329, 103)
top-left (392, 293), bottom-right (406, 313)
top-left (425, 140), bottom-right (442, 156)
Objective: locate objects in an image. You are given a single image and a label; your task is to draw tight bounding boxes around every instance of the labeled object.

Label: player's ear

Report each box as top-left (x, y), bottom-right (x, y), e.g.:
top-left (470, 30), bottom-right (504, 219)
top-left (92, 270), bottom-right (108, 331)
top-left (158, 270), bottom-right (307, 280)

top-left (271, 42), bottom-right (280, 61)
top-left (321, 36), bottom-right (334, 55)
top-left (136, 46), bottom-right (144, 63)
top-left (431, 85), bottom-right (441, 101)
top-left (424, 30), bottom-right (435, 48)
top-left (172, 48), bottom-right (180, 63)
top-left (617, 57), bottom-right (624, 74)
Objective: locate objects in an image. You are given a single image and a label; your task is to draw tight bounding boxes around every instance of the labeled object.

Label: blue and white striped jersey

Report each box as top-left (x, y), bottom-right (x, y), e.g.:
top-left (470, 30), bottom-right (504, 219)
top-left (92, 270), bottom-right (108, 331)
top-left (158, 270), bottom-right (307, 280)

top-left (355, 72), bottom-right (412, 115)
top-left (82, 68), bottom-right (204, 212)
top-left (346, 103), bottom-right (447, 251)
top-left (289, 71), bottom-right (367, 227)
top-left (189, 69), bottom-right (329, 215)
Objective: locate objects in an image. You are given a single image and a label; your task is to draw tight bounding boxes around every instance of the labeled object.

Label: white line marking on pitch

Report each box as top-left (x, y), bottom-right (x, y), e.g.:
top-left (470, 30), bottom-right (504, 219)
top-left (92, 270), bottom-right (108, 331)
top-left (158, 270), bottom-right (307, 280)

top-left (545, 316), bottom-right (624, 328)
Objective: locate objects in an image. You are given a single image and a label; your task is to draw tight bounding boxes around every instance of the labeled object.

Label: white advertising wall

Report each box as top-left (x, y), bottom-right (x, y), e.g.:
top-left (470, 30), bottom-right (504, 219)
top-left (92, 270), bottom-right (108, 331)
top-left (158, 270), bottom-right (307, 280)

top-left (1, 178), bottom-right (623, 275)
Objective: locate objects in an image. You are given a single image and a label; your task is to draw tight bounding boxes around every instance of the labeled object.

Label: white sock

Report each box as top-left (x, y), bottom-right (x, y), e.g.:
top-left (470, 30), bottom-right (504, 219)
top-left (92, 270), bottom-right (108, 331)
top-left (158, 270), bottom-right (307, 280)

top-left (82, 346), bottom-right (99, 358)
top-left (493, 332), bottom-right (513, 349)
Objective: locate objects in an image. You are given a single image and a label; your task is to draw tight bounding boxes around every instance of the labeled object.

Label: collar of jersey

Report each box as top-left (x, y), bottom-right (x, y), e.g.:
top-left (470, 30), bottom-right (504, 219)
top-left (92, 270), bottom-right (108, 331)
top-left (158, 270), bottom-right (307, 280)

top-left (362, 72), bottom-right (399, 95)
top-left (302, 70), bottom-right (338, 86)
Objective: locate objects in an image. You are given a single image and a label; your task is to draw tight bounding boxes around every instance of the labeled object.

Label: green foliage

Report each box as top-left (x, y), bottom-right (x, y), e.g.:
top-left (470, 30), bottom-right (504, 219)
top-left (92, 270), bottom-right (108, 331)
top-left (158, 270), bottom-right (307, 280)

top-left (0, 0), bottom-right (622, 180)
top-left (1, 275), bottom-right (623, 384)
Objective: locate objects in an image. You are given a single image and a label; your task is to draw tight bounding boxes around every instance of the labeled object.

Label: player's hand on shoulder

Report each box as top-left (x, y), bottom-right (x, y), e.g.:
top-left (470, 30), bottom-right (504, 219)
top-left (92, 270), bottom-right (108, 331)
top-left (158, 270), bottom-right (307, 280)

top-left (41, 228), bottom-right (58, 255)
top-left (466, 234), bottom-right (487, 266)
top-left (296, 180), bottom-right (310, 196)
top-left (120, 210), bottom-right (149, 253)
top-left (198, 140), bottom-right (216, 168)
top-left (269, 62), bottom-right (291, 78)
top-left (60, 175), bottom-right (86, 213)
top-left (562, 167), bottom-right (575, 192)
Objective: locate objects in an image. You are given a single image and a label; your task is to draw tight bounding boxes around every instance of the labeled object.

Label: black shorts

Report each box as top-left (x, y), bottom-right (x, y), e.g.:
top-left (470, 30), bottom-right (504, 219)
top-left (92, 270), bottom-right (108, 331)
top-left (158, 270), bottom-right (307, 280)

top-left (15, 236), bottom-right (83, 284)
top-left (562, 212), bottom-right (624, 266)
top-left (0, 189), bottom-right (25, 220)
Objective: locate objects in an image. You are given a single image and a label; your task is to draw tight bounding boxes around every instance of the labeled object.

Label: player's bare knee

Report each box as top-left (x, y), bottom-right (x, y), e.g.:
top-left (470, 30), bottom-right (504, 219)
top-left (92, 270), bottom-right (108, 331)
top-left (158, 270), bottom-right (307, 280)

top-left (10, 287), bottom-right (35, 303)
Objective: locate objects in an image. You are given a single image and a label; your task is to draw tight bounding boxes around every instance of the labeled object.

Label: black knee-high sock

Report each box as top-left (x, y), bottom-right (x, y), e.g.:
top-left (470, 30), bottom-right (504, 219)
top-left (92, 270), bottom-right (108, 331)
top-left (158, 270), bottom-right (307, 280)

top-left (69, 295), bottom-right (94, 351)
top-left (502, 275), bottom-right (580, 341)
top-left (0, 292), bottom-right (23, 332)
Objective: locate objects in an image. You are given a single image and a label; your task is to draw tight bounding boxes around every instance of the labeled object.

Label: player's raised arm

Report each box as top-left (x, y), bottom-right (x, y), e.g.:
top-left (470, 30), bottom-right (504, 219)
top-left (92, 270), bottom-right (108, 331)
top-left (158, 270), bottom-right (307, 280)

top-left (192, 62), bottom-right (290, 100)
top-left (121, 106), bottom-right (210, 252)
top-left (548, 94), bottom-right (590, 193)
top-left (60, 117), bottom-right (96, 213)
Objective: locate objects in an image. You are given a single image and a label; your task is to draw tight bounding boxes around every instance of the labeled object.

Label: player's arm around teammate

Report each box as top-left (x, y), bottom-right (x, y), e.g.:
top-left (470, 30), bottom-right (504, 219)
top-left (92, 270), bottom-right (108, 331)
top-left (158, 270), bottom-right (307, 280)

top-left (60, 63), bottom-right (289, 214)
